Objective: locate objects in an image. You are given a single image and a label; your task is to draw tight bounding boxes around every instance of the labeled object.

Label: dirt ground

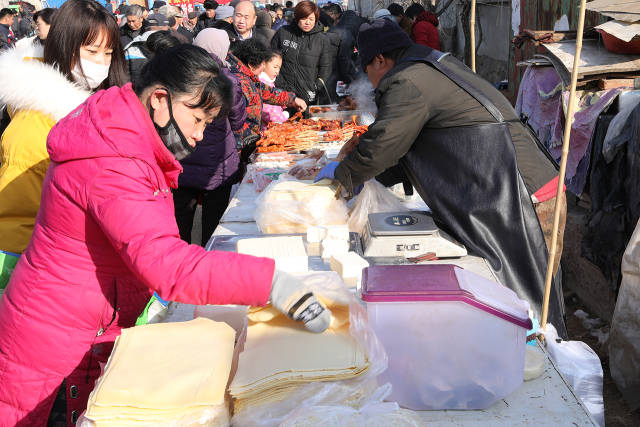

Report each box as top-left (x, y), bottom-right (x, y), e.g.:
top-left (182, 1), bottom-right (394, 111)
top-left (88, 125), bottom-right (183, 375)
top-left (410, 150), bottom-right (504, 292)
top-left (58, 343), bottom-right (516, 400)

top-left (565, 293), bottom-right (640, 426)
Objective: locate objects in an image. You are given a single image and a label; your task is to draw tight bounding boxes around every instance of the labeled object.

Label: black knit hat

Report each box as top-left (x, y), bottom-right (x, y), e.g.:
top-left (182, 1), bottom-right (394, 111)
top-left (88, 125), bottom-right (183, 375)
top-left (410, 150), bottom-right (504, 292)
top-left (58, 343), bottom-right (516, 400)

top-left (204, 0), bottom-right (219, 10)
top-left (358, 18), bottom-right (412, 68)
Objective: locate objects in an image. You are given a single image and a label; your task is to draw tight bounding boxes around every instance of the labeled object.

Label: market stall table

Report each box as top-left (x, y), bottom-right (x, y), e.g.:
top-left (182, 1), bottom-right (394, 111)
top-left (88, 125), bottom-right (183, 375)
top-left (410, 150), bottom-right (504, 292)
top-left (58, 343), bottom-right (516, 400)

top-left (170, 178), bottom-right (599, 426)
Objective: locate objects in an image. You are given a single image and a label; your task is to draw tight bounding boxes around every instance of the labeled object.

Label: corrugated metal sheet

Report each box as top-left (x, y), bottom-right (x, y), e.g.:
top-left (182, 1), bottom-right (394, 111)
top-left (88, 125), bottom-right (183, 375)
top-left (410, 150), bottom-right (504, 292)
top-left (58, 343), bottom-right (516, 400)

top-left (507, 0), bottom-right (604, 102)
top-left (586, 0), bottom-right (640, 22)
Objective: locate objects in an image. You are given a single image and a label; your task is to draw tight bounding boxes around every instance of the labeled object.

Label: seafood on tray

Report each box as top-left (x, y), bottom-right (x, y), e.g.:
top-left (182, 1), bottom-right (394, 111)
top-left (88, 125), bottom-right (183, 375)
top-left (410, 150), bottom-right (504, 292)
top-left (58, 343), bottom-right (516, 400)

top-left (256, 112), bottom-right (368, 153)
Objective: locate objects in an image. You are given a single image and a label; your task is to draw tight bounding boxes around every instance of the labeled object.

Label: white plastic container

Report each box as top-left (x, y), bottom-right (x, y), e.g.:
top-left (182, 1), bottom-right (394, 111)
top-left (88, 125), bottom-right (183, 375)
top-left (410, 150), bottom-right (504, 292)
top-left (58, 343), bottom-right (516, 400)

top-left (361, 264), bottom-right (532, 410)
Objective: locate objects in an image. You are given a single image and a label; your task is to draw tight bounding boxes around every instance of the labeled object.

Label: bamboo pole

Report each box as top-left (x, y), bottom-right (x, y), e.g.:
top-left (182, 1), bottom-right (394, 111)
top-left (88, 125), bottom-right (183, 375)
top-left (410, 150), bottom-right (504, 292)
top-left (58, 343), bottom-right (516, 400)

top-left (470, 0), bottom-right (477, 72)
top-left (540, 0), bottom-right (588, 336)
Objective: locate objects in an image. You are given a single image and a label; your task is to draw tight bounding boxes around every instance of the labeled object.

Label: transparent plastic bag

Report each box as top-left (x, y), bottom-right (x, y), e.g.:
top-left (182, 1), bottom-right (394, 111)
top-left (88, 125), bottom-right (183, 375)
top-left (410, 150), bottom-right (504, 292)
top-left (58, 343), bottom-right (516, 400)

top-left (230, 271), bottom-right (388, 427)
top-left (279, 383), bottom-right (423, 427)
top-left (254, 178), bottom-right (349, 234)
top-left (545, 324), bottom-right (604, 426)
top-left (609, 218), bottom-right (640, 411)
top-left (246, 164), bottom-right (288, 193)
top-left (288, 152), bottom-right (329, 180)
top-left (348, 180), bottom-right (404, 234)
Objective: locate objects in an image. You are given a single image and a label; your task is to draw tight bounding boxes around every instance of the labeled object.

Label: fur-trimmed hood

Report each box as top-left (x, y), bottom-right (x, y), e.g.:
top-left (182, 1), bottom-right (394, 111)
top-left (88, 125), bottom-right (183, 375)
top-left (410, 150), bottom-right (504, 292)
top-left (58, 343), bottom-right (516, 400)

top-left (0, 44), bottom-right (90, 121)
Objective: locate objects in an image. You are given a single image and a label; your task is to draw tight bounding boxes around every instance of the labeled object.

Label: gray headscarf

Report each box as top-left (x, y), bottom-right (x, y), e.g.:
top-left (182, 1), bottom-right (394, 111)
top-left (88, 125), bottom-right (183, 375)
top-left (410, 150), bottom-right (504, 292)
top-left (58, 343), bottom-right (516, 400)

top-left (194, 28), bottom-right (231, 67)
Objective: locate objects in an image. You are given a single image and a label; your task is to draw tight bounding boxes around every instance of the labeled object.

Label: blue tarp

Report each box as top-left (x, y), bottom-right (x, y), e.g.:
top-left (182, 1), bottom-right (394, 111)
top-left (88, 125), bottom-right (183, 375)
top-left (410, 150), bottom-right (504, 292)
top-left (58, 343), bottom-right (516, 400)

top-left (41, 0), bottom-right (67, 8)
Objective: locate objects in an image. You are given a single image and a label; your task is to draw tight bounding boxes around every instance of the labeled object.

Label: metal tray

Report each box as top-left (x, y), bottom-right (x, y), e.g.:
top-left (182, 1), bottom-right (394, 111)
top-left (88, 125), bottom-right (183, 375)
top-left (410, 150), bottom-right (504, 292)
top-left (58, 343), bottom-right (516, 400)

top-left (206, 233), bottom-right (363, 272)
top-left (309, 109), bottom-right (375, 125)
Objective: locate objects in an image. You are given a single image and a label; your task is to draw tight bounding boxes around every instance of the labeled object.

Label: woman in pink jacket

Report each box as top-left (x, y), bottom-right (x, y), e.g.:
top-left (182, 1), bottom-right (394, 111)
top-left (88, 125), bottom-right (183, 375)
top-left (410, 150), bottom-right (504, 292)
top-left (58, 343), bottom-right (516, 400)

top-left (0, 45), bottom-right (331, 426)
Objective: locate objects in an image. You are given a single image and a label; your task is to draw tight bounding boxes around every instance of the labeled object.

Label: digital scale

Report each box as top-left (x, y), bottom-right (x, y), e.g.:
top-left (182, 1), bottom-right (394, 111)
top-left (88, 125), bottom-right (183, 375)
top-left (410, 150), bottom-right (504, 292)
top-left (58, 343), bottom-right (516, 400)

top-left (362, 211), bottom-right (467, 258)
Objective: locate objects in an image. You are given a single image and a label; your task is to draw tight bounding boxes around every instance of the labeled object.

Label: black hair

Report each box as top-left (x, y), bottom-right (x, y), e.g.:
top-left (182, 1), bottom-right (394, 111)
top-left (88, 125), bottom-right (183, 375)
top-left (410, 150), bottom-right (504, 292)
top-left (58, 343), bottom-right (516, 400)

top-left (135, 44), bottom-right (232, 117)
top-left (33, 7), bottom-right (56, 25)
top-left (265, 49), bottom-right (282, 63)
top-left (405, 3), bottom-right (425, 19)
top-left (231, 38), bottom-right (268, 69)
top-left (145, 30), bottom-right (181, 55)
top-left (0, 8), bottom-right (14, 20)
top-left (285, 1), bottom-right (293, 8)
top-left (318, 10), bottom-right (333, 27)
top-left (387, 3), bottom-right (404, 17)
top-left (325, 3), bottom-right (342, 17)
top-left (44, 0), bottom-right (128, 89)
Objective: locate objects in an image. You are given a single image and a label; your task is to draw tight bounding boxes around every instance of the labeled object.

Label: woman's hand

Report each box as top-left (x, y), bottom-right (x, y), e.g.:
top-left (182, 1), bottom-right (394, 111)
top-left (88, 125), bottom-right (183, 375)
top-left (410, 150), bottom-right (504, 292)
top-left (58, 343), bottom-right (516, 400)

top-left (270, 270), bottom-right (331, 333)
top-left (293, 97), bottom-right (308, 112)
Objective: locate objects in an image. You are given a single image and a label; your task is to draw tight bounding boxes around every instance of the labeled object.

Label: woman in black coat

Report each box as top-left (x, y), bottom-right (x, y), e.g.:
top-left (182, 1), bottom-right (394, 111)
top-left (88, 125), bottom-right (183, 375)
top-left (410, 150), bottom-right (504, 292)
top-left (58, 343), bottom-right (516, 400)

top-left (270, 0), bottom-right (331, 104)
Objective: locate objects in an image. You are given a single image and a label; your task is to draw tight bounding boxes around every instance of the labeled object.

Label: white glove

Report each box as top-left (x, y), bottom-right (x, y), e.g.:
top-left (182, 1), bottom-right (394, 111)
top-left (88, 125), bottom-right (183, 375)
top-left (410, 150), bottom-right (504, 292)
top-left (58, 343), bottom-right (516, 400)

top-left (270, 270), bottom-right (332, 333)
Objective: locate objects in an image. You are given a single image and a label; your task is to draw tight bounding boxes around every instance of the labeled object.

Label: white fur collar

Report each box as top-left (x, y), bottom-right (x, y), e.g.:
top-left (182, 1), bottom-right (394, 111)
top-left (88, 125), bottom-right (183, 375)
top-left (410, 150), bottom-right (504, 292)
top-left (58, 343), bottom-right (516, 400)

top-left (0, 44), bottom-right (91, 121)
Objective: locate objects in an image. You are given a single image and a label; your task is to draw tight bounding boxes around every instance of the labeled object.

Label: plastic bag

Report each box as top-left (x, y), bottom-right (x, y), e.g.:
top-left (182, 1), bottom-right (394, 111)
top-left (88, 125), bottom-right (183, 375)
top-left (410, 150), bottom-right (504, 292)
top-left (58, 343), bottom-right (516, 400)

top-left (254, 178), bottom-right (349, 234)
top-left (545, 323), bottom-right (604, 426)
top-left (348, 180), bottom-right (404, 234)
top-left (0, 249), bottom-right (19, 291)
top-left (230, 271), bottom-right (387, 427)
top-left (246, 164), bottom-right (288, 193)
top-left (609, 218), bottom-right (640, 411)
top-left (279, 383), bottom-right (423, 427)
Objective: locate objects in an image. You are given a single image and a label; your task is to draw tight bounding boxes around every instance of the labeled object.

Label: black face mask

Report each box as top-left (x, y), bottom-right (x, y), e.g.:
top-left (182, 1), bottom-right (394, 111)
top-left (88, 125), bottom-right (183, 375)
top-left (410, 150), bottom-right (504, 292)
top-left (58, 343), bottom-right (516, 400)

top-left (151, 90), bottom-right (195, 161)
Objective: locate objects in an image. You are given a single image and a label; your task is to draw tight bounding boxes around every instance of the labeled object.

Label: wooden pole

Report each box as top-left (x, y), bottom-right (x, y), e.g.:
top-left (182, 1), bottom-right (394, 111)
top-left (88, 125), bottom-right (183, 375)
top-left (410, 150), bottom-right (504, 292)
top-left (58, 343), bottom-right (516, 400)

top-left (470, 0), bottom-right (477, 72)
top-left (540, 0), bottom-right (588, 335)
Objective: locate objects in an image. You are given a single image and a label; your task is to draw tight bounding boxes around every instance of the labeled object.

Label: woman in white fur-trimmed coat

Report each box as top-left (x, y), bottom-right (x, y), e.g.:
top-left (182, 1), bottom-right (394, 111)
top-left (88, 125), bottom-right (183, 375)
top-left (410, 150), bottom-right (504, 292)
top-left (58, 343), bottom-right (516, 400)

top-left (0, 0), bottom-right (127, 255)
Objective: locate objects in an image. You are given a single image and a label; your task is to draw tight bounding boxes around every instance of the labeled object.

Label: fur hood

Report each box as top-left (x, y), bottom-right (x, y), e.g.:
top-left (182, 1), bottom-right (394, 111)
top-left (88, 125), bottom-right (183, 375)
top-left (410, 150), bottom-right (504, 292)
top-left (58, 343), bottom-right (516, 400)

top-left (0, 44), bottom-right (90, 121)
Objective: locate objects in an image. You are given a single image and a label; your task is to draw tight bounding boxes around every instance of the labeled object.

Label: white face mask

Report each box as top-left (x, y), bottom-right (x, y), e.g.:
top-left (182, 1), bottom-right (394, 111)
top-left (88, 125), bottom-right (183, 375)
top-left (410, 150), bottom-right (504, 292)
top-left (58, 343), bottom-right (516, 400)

top-left (259, 71), bottom-right (274, 85)
top-left (72, 57), bottom-right (110, 90)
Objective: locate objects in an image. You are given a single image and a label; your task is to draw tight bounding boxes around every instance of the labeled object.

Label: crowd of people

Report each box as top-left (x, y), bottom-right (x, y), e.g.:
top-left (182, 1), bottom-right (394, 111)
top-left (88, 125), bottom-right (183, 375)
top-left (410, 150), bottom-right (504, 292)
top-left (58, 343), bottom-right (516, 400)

top-left (1, 0), bottom-right (439, 251)
top-left (0, 1), bottom-right (566, 426)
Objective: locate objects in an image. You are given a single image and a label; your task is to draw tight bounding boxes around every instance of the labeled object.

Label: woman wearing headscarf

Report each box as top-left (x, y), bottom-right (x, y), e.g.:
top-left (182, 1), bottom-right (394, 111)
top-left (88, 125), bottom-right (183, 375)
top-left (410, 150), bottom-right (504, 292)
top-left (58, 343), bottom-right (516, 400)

top-left (0, 44), bottom-right (331, 425)
top-left (173, 28), bottom-right (246, 245)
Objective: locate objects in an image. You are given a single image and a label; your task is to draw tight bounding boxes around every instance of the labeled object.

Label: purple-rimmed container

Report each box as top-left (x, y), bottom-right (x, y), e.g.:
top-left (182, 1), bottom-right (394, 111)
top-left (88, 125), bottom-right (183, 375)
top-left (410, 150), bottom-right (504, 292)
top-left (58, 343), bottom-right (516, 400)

top-left (362, 264), bottom-right (532, 410)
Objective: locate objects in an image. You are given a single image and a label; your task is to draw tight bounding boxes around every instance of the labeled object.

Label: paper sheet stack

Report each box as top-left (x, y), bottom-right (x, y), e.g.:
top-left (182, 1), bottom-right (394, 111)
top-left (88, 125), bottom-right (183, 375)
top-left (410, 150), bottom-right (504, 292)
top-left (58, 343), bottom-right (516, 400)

top-left (229, 302), bottom-right (369, 415)
top-left (84, 318), bottom-right (235, 426)
top-left (237, 236), bottom-right (309, 273)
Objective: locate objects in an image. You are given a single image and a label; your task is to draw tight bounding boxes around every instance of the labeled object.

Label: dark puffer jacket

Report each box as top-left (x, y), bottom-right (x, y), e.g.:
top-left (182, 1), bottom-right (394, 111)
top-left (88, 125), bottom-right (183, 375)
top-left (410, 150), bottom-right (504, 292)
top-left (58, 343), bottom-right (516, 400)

top-left (120, 23), bottom-right (146, 48)
top-left (179, 66), bottom-right (246, 190)
top-left (194, 13), bottom-right (216, 35)
top-left (271, 23), bottom-right (331, 103)
top-left (328, 11), bottom-right (366, 85)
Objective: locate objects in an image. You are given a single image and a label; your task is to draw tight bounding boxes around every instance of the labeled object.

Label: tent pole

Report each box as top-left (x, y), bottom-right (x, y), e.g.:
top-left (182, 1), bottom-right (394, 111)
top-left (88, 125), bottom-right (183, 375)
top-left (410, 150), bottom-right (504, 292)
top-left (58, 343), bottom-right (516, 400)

top-left (470, 0), bottom-right (477, 72)
top-left (540, 0), bottom-right (588, 338)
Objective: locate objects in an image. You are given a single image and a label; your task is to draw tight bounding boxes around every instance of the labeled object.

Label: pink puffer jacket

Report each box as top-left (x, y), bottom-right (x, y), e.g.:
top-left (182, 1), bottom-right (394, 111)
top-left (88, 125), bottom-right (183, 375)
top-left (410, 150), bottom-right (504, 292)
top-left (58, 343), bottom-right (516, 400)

top-left (0, 84), bottom-right (275, 426)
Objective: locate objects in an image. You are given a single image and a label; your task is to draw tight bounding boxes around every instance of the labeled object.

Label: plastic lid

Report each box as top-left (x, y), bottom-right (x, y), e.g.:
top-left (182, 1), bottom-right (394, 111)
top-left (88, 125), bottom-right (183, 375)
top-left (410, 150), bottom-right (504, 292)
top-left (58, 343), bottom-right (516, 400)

top-left (361, 264), bottom-right (532, 329)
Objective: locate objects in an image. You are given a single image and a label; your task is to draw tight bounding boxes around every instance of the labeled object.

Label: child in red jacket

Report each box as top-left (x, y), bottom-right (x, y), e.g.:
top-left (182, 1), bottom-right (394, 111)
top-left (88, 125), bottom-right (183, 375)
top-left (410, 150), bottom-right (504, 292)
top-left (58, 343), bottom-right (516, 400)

top-left (406, 3), bottom-right (440, 50)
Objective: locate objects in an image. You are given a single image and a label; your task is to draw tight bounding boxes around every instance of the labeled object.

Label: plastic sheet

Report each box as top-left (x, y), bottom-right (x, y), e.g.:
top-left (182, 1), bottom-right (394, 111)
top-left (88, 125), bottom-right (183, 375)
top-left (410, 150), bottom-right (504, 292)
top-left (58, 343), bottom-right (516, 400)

top-left (279, 383), bottom-right (423, 427)
top-left (246, 164), bottom-right (287, 193)
top-left (254, 179), bottom-right (349, 234)
top-left (347, 180), bottom-right (404, 234)
top-left (545, 324), bottom-right (604, 426)
top-left (609, 218), bottom-right (640, 411)
top-left (230, 271), bottom-right (387, 427)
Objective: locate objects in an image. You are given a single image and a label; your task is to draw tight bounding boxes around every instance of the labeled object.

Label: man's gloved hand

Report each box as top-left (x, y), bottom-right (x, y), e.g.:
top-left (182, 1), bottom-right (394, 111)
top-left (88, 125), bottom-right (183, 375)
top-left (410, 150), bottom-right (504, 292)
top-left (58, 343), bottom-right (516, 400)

top-left (270, 270), bottom-right (332, 333)
top-left (314, 161), bottom-right (339, 183)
